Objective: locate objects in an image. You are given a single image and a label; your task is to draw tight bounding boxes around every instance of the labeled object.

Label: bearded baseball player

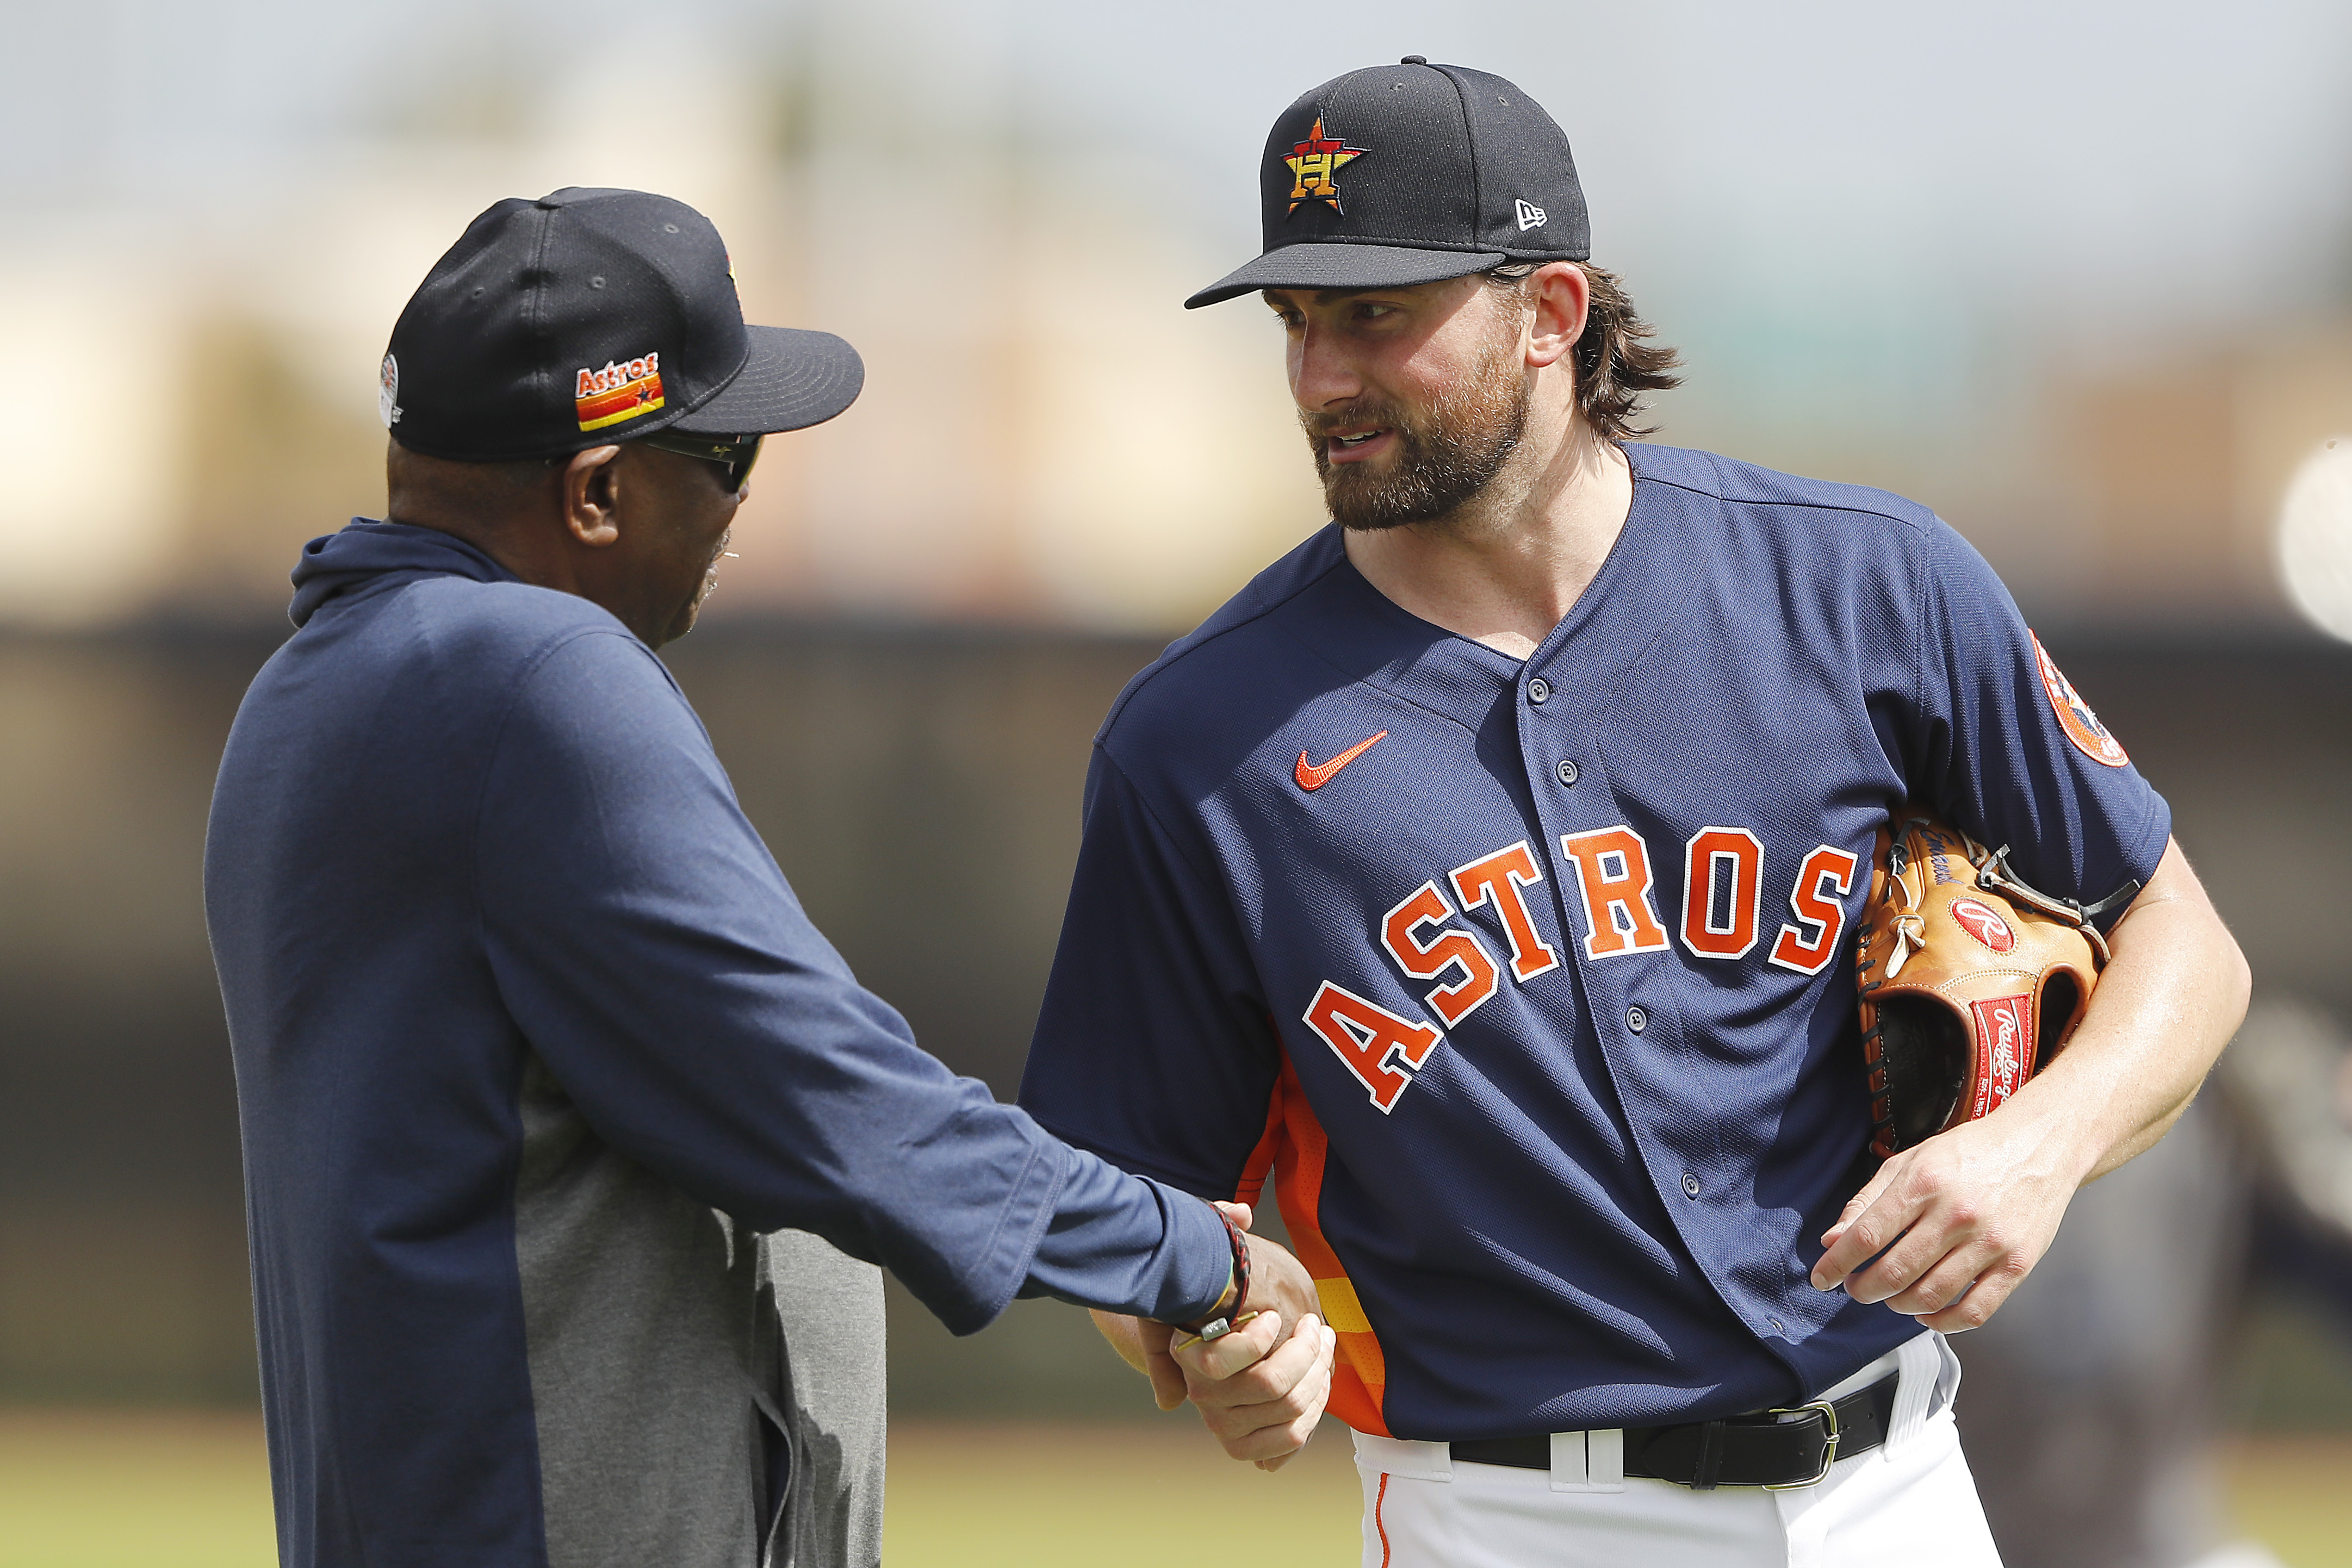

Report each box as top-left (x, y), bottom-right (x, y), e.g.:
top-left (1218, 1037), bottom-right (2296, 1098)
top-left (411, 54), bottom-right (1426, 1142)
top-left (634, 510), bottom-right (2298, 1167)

top-left (1016, 59), bottom-right (2249, 1566)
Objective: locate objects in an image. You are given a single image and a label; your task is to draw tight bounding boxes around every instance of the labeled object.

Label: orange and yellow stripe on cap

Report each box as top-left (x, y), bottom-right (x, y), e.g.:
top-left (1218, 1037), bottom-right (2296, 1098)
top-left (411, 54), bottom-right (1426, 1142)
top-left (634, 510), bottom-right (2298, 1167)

top-left (575, 352), bottom-right (666, 432)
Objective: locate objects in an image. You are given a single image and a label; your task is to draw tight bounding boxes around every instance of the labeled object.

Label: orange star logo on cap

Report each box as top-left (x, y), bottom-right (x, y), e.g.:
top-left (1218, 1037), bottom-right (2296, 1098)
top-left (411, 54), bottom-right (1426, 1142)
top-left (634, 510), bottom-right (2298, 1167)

top-left (1284, 117), bottom-right (1369, 216)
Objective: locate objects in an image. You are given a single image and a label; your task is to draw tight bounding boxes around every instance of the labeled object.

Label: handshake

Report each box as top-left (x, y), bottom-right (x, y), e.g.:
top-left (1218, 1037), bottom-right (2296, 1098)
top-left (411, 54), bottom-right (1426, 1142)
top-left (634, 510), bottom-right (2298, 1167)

top-left (1093, 1201), bottom-right (1340, 1471)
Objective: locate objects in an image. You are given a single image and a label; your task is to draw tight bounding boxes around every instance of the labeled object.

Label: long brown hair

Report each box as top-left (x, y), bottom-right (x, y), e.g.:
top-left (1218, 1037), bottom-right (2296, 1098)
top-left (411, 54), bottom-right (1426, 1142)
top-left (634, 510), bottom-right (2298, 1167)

top-left (1486, 262), bottom-right (1681, 441)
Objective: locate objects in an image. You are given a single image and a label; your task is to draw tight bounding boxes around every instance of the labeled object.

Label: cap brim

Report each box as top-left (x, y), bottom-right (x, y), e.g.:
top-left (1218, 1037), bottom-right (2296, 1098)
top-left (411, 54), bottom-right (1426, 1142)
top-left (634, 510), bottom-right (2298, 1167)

top-left (672, 325), bottom-right (865, 437)
top-left (1184, 244), bottom-right (1506, 309)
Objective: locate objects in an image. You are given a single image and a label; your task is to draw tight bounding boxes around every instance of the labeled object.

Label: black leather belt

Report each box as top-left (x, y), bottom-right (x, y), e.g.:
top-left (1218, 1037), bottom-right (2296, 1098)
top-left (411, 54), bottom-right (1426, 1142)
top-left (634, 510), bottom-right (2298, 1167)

top-left (1448, 1372), bottom-right (1899, 1490)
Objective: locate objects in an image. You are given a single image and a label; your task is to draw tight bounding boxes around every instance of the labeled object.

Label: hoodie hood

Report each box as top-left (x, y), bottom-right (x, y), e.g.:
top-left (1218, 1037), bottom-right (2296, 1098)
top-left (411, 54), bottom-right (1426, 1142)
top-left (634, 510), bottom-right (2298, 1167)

top-left (289, 520), bottom-right (516, 628)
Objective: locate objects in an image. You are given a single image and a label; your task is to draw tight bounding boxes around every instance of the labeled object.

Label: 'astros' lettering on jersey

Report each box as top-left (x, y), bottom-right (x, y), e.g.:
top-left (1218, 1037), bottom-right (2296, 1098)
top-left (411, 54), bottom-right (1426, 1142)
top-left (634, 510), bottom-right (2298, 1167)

top-left (1019, 443), bottom-right (2168, 1442)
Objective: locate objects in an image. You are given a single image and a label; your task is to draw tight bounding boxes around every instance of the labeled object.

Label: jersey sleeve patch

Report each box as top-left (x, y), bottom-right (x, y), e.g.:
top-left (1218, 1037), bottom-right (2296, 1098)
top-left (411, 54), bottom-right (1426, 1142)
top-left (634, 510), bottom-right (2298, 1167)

top-left (2031, 632), bottom-right (2129, 768)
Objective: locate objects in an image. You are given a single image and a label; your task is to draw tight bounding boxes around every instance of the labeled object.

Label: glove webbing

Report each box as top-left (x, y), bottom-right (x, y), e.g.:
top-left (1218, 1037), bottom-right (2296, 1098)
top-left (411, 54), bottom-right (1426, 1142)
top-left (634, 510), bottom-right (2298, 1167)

top-left (1886, 818), bottom-right (2130, 970)
top-left (1972, 844), bottom-right (2134, 969)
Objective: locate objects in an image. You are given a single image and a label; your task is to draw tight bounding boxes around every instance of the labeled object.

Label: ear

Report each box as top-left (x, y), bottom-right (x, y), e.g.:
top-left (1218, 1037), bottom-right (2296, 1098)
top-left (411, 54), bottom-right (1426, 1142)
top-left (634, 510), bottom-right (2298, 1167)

top-left (560, 446), bottom-right (626, 549)
top-left (1525, 262), bottom-right (1590, 371)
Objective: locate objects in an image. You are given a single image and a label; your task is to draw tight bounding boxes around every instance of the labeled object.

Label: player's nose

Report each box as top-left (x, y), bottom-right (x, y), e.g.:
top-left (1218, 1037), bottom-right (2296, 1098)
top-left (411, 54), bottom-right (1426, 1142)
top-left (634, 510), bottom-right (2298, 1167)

top-left (1288, 319), bottom-right (1364, 411)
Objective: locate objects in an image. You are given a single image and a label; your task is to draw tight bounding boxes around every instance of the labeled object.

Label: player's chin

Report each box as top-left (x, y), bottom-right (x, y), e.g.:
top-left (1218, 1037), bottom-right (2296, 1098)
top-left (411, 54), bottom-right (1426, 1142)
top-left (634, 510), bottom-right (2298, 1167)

top-left (1322, 478), bottom-right (1432, 534)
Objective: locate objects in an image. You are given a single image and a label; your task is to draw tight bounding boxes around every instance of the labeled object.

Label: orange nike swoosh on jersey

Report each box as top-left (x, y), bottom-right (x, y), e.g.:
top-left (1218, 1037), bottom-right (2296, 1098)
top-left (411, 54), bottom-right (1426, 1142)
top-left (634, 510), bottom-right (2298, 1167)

top-left (1295, 730), bottom-right (1388, 791)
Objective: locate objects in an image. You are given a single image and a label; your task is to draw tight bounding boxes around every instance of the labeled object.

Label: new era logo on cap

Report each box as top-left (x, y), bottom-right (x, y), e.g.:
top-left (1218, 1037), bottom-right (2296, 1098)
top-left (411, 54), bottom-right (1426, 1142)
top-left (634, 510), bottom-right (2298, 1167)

top-left (1187, 58), bottom-right (1591, 308)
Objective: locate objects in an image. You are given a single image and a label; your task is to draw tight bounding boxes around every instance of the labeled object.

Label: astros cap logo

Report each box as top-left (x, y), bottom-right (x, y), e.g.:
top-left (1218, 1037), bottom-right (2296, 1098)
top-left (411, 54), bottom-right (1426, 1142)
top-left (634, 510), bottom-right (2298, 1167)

top-left (575, 351), bottom-right (666, 432)
top-left (1283, 117), bottom-right (1369, 216)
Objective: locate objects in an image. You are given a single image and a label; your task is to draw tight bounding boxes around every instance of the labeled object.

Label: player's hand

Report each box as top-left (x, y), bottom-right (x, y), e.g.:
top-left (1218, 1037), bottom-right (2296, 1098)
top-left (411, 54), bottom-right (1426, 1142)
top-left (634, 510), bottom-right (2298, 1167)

top-left (1151, 1203), bottom-right (1336, 1469)
top-left (1170, 1303), bottom-right (1337, 1471)
top-left (1123, 1201), bottom-right (1322, 1404)
top-left (1090, 1203), bottom-right (1336, 1467)
top-left (1808, 1096), bottom-right (2089, 1331)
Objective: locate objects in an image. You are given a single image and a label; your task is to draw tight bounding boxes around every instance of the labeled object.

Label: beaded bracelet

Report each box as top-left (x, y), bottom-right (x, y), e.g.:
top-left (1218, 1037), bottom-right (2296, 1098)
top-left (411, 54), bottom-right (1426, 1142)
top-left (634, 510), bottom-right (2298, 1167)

top-left (1184, 1205), bottom-right (1252, 1340)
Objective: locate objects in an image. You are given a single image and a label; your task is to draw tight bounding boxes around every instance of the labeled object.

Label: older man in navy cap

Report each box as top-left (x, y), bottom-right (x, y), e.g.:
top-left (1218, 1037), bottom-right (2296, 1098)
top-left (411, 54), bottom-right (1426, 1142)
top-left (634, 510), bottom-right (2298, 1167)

top-left (206, 188), bottom-right (1335, 1568)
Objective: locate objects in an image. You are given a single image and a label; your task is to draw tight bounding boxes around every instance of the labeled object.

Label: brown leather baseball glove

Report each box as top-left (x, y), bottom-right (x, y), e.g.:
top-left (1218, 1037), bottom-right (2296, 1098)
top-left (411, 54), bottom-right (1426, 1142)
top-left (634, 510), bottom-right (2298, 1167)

top-left (1856, 814), bottom-right (2120, 1158)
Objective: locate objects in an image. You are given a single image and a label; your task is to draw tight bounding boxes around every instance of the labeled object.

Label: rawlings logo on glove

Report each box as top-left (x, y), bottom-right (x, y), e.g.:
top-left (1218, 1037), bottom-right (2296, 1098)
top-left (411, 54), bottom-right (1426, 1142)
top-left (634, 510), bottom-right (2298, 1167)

top-left (1856, 815), bottom-right (2119, 1158)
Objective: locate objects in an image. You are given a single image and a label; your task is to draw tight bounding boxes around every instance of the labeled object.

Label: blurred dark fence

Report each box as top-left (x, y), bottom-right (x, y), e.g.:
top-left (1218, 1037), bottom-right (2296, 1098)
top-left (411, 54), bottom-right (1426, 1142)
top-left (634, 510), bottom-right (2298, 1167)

top-left (3, 621), bottom-right (2350, 1415)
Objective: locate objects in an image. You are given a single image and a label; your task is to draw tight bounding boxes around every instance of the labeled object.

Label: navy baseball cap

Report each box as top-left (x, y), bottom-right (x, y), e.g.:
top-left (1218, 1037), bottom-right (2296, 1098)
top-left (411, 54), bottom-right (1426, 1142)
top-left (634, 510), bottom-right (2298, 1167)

top-left (1186, 58), bottom-right (1590, 309)
top-left (379, 187), bottom-right (864, 461)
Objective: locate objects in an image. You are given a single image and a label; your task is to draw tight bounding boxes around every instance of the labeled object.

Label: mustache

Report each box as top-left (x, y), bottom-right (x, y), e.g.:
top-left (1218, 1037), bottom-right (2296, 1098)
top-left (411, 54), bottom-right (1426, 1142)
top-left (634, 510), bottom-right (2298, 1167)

top-left (1299, 397), bottom-right (1417, 443)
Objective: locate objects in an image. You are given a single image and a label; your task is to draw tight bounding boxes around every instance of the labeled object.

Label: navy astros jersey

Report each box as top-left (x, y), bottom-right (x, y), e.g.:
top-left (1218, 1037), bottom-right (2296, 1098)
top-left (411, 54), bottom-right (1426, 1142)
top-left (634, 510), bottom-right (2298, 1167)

top-left (1019, 442), bottom-right (2170, 1441)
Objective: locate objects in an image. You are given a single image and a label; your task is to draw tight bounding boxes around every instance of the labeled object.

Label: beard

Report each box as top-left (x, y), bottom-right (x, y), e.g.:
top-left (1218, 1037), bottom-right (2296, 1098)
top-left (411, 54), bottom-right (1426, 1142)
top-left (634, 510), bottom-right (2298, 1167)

top-left (1304, 332), bottom-right (1532, 532)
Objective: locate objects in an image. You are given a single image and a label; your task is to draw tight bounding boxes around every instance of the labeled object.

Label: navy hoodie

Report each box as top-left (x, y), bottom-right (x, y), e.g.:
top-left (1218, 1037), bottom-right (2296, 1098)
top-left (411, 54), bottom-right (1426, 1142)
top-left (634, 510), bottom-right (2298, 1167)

top-left (206, 522), bottom-right (1226, 1567)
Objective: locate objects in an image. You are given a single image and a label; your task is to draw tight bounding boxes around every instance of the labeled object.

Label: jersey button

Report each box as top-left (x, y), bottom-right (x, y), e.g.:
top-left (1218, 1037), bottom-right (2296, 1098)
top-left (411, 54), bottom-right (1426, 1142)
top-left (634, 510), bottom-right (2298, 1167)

top-left (1625, 1005), bottom-right (1648, 1034)
top-left (1526, 676), bottom-right (1552, 705)
top-left (1681, 1172), bottom-right (1701, 1198)
top-left (1555, 758), bottom-right (1579, 786)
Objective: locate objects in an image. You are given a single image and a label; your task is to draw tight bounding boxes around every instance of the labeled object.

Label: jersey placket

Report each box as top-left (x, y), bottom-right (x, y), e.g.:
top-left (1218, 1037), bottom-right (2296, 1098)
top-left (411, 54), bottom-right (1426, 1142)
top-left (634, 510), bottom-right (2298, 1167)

top-left (1507, 480), bottom-right (1807, 1372)
top-left (1510, 667), bottom-right (1734, 1284)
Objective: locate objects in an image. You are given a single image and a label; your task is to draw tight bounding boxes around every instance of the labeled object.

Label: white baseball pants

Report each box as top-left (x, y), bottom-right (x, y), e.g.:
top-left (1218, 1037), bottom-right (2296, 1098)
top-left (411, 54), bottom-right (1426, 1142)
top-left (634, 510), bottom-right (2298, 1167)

top-left (1351, 1333), bottom-right (2002, 1567)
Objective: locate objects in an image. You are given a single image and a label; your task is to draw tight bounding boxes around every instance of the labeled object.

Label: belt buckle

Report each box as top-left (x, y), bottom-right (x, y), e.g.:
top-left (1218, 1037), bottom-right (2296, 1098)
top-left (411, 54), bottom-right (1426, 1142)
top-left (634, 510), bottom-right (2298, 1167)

top-left (1761, 1398), bottom-right (1840, 1490)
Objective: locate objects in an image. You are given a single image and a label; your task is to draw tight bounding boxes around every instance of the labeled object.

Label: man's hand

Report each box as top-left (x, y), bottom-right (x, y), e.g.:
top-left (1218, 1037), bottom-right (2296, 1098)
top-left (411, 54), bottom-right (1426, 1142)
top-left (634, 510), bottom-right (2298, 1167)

top-left (1813, 838), bottom-right (2247, 1330)
top-left (1808, 1097), bottom-right (2086, 1330)
top-left (1089, 1201), bottom-right (1338, 1470)
top-left (1169, 1300), bottom-right (1336, 1470)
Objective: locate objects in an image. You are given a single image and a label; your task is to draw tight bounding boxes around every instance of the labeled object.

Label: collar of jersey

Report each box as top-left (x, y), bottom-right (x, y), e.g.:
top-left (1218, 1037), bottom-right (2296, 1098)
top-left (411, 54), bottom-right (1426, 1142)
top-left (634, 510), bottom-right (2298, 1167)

top-left (1287, 443), bottom-right (1711, 731)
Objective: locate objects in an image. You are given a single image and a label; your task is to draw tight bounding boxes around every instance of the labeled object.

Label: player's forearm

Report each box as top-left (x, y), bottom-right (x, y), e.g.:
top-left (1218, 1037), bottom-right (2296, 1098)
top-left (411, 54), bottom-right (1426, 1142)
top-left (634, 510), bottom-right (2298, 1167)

top-left (2006, 839), bottom-right (2248, 1184)
top-left (1812, 839), bottom-right (2247, 1326)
